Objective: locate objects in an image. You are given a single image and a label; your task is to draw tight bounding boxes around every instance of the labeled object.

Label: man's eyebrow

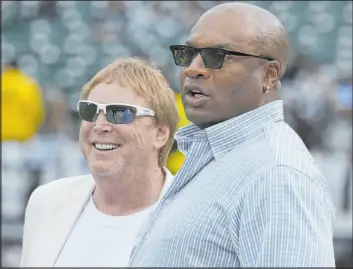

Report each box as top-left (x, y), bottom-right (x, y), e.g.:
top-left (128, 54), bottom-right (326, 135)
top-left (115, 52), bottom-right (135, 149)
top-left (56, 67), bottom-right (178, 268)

top-left (185, 41), bottom-right (235, 51)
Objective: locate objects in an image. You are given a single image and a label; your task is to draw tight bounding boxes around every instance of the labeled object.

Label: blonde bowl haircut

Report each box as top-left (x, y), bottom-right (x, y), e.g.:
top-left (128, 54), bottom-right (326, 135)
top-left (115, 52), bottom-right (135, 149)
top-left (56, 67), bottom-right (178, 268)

top-left (80, 57), bottom-right (180, 167)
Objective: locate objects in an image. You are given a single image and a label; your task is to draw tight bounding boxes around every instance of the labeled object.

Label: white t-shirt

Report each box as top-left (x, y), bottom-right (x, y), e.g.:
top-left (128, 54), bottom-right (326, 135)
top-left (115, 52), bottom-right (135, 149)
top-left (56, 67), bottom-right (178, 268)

top-left (54, 170), bottom-right (173, 267)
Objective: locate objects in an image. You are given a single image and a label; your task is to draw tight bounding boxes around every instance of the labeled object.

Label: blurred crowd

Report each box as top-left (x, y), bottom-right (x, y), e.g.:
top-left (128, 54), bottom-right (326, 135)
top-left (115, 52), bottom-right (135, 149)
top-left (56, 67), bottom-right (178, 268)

top-left (1, 1), bottom-right (352, 267)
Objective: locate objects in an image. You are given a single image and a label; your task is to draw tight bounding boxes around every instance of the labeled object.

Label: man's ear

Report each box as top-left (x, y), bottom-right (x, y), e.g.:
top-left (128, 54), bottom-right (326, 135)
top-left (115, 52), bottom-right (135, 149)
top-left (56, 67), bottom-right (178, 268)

top-left (265, 61), bottom-right (281, 88)
top-left (154, 124), bottom-right (170, 150)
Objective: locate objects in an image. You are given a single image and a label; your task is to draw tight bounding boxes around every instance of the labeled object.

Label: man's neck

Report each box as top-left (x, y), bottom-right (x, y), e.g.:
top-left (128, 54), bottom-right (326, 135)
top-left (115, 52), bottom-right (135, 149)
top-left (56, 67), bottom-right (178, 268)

top-left (92, 167), bottom-right (165, 216)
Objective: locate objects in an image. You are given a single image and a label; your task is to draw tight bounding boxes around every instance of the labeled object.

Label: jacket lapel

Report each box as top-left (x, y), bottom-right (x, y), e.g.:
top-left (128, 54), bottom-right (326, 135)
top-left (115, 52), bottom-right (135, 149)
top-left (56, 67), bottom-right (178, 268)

top-left (35, 176), bottom-right (95, 266)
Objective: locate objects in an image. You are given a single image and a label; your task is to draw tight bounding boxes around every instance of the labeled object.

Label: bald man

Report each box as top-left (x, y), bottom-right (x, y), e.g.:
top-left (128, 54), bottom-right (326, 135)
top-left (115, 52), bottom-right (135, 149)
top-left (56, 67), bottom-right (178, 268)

top-left (129, 3), bottom-right (336, 267)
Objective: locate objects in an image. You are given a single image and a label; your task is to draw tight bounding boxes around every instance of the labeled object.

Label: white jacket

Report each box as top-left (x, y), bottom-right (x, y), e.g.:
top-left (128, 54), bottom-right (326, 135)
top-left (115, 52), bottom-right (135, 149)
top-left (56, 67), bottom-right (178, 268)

top-left (20, 168), bottom-right (174, 267)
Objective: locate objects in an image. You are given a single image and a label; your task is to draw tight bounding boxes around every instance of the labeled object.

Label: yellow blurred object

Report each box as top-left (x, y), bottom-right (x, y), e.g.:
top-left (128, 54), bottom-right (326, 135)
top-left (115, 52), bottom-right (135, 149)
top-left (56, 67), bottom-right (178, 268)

top-left (166, 92), bottom-right (189, 175)
top-left (166, 150), bottom-right (186, 175)
top-left (175, 92), bottom-right (190, 129)
top-left (1, 67), bottom-right (45, 142)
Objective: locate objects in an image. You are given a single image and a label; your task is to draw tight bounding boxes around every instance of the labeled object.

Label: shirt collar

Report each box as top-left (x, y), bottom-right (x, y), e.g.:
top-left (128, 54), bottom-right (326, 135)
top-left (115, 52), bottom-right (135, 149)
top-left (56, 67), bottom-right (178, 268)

top-left (175, 100), bottom-right (284, 159)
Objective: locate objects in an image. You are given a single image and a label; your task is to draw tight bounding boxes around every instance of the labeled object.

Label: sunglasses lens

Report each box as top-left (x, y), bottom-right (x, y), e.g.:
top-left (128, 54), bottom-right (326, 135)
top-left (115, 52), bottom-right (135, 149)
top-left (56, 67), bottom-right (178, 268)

top-left (106, 106), bottom-right (136, 124)
top-left (171, 46), bottom-right (226, 69)
top-left (202, 48), bottom-right (225, 69)
top-left (78, 102), bottom-right (98, 122)
top-left (171, 47), bottom-right (195, 67)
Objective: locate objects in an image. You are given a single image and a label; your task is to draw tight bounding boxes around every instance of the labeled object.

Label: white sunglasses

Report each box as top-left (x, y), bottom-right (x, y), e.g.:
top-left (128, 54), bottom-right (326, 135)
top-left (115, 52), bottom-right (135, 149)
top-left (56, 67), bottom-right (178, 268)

top-left (77, 100), bottom-right (155, 124)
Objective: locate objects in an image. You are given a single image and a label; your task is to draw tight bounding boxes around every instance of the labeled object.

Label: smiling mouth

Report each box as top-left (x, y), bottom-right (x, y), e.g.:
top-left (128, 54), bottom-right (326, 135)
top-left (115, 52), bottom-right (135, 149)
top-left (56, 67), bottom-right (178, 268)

top-left (93, 143), bottom-right (120, 151)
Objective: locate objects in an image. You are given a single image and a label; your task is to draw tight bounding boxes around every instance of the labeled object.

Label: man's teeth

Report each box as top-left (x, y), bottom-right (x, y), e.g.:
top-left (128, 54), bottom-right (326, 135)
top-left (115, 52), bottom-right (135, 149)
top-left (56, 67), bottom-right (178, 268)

top-left (94, 143), bottom-right (118, 150)
top-left (190, 92), bottom-right (203, 98)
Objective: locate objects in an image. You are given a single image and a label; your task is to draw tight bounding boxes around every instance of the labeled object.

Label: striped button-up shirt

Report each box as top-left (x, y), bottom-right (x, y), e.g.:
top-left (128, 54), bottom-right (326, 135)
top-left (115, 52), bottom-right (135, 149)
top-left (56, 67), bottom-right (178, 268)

top-left (129, 100), bottom-right (336, 267)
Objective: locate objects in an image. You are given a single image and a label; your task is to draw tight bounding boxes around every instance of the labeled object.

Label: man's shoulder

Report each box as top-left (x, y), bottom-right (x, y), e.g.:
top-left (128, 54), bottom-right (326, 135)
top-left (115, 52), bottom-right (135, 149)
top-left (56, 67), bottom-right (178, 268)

top-left (23, 175), bottom-right (95, 242)
top-left (264, 122), bottom-right (319, 171)
top-left (218, 122), bottom-right (320, 180)
top-left (38, 174), bottom-right (93, 191)
top-left (30, 174), bottom-right (94, 204)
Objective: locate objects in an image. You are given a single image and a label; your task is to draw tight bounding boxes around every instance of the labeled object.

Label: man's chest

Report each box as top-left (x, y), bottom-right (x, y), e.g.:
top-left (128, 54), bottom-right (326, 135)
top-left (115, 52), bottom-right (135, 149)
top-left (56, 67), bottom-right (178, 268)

top-left (55, 216), bottom-right (144, 267)
top-left (130, 141), bottom-right (272, 266)
top-left (131, 162), bottom-right (247, 266)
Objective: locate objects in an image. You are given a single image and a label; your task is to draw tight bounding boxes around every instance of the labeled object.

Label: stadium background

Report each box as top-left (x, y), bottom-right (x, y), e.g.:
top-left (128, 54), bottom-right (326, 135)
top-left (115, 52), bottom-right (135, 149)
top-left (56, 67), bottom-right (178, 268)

top-left (1, 1), bottom-right (352, 267)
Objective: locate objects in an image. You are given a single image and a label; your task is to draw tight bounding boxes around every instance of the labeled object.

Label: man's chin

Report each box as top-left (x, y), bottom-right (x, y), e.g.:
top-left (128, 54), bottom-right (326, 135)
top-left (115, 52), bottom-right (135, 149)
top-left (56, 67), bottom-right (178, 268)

top-left (89, 163), bottom-right (123, 178)
top-left (185, 111), bottom-right (214, 130)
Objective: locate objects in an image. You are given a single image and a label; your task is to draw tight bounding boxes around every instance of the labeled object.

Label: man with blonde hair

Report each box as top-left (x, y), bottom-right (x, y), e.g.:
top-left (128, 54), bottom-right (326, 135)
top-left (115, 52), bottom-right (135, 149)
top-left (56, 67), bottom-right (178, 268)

top-left (20, 57), bottom-right (179, 267)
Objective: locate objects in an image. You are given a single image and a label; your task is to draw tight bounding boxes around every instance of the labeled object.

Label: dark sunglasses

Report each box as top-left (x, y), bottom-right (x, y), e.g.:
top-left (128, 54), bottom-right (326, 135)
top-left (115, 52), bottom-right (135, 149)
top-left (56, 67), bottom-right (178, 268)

top-left (169, 45), bottom-right (275, 69)
top-left (77, 100), bottom-right (155, 124)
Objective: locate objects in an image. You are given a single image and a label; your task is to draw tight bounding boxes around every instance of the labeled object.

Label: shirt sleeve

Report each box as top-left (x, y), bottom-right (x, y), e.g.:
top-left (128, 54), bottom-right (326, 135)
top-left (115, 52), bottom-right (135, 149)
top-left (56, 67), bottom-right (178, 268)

top-left (237, 165), bottom-right (336, 267)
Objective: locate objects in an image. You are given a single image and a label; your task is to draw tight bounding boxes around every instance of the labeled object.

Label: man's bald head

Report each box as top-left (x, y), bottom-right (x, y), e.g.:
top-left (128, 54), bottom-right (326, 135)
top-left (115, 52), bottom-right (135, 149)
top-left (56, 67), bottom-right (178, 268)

top-left (192, 2), bottom-right (289, 78)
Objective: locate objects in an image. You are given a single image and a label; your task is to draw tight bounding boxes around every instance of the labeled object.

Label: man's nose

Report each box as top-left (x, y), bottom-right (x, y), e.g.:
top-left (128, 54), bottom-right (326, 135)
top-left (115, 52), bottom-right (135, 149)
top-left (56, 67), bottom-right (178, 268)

top-left (94, 111), bottom-right (112, 133)
top-left (184, 54), bottom-right (211, 79)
